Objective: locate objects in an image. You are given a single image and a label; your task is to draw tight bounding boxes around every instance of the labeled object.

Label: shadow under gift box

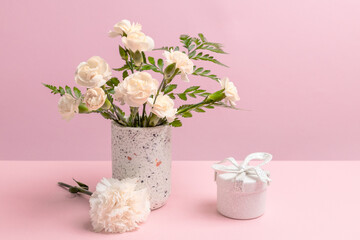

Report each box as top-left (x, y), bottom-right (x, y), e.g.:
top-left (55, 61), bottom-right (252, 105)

top-left (215, 172), bottom-right (268, 219)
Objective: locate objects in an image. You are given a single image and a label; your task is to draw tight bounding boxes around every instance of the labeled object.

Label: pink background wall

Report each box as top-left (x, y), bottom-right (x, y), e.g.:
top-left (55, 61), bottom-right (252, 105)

top-left (1, 0), bottom-right (359, 161)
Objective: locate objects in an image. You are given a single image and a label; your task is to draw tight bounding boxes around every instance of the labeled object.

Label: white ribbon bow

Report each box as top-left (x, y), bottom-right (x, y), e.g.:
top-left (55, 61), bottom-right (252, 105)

top-left (212, 153), bottom-right (272, 190)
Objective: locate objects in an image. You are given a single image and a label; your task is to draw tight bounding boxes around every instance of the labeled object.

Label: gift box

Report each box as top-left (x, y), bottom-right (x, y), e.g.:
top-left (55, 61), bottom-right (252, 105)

top-left (212, 153), bottom-right (272, 219)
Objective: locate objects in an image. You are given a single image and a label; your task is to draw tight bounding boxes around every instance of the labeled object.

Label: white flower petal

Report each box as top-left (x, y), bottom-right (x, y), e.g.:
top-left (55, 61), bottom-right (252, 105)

top-left (181, 72), bottom-right (190, 82)
top-left (75, 56), bottom-right (111, 88)
top-left (108, 30), bottom-right (120, 38)
top-left (114, 72), bottom-right (159, 107)
top-left (89, 178), bottom-right (150, 233)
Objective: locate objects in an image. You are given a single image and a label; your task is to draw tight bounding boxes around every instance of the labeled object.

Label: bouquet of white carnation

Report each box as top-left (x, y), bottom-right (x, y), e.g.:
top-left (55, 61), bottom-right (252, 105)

top-left (43, 19), bottom-right (240, 127)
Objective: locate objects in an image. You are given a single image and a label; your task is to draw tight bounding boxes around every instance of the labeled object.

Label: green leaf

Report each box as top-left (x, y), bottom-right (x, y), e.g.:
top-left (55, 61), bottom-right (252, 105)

top-left (65, 86), bottom-right (72, 96)
top-left (188, 93), bottom-right (196, 98)
top-left (201, 42), bottom-right (227, 54)
top-left (177, 104), bottom-right (192, 111)
top-left (194, 89), bottom-right (206, 94)
top-left (188, 51), bottom-right (196, 58)
top-left (141, 64), bottom-right (161, 73)
top-left (157, 59), bottom-right (164, 70)
top-left (204, 105), bottom-right (215, 109)
top-left (122, 71), bottom-right (129, 80)
top-left (178, 93), bottom-right (187, 101)
top-left (194, 67), bottom-right (204, 74)
top-left (73, 178), bottom-right (89, 190)
top-left (58, 87), bottom-right (65, 95)
top-left (164, 63), bottom-right (176, 78)
top-left (201, 92), bottom-right (211, 97)
top-left (182, 112), bottom-right (192, 118)
top-left (113, 65), bottom-right (129, 71)
top-left (106, 80), bottom-right (114, 87)
top-left (191, 67), bottom-right (219, 82)
top-left (194, 108), bottom-right (205, 113)
top-left (164, 84), bottom-right (177, 94)
top-left (180, 34), bottom-right (190, 41)
top-left (198, 33), bottom-right (207, 42)
top-left (170, 119), bottom-right (182, 127)
top-left (100, 112), bottom-right (112, 119)
top-left (148, 57), bottom-right (155, 65)
top-left (168, 93), bottom-right (175, 99)
top-left (141, 65), bottom-right (152, 70)
top-left (115, 106), bottom-right (125, 117)
top-left (43, 83), bottom-right (60, 95)
top-left (119, 45), bottom-right (128, 61)
top-left (73, 87), bottom-right (82, 98)
top-left (193, 53), bottom-right (228, 67)
top-left (184, 86), bottom-right (200, 93)
top-left (110, 77), bottom-right (120, 86)
top-left (188, 44), bottom-right (196, 51)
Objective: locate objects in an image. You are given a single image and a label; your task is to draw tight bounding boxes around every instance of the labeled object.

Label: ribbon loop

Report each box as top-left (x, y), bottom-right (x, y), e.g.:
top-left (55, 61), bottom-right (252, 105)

top-left (212, 153), bottom-right (272, 187)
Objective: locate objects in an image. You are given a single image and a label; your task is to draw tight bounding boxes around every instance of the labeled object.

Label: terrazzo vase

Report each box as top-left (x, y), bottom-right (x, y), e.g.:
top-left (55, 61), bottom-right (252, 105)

top-left (111, 121), bottom-right (172, 210)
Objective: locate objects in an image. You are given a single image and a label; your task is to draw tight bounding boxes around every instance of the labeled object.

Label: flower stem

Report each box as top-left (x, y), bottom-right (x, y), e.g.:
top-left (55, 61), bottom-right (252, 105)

top-left (58, 182), bottom-right (72, 188)
top-left (153, 77), bottom-right (166, 106)
top-left (58, 182), bottom-right (93, 196)
top-left (141, 103), bottom-right (147, 126)
top-left (130, 107), bottom-right (139, 127)
top-left (176, 102), bottom-right (204, 115)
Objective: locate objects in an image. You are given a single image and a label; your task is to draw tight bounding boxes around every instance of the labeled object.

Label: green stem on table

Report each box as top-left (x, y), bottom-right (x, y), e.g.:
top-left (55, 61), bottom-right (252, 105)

top-left (58, 182), bottom-right (93, 196)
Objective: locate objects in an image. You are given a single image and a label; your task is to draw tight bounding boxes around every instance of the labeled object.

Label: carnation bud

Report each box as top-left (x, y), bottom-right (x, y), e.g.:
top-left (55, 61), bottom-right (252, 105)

top-left (119, 46), bottom-right (128, 61)
top-left (101, 98), bottom-right (111, 110)
top-left (164, 63), bottom-right (176, 79)
top-left (78, 103), bottom-right (90, 113)
top-left (148, 113), bottom-right (160, 127)
top-left (133, 50), bottom-right (143, 66)
top-left (205, 89), bottom-right (226, 103)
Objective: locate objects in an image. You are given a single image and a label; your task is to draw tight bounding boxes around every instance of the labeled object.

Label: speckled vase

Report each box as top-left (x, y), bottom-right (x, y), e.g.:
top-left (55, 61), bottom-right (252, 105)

top-left (111, 121), bottom-right (172, 210)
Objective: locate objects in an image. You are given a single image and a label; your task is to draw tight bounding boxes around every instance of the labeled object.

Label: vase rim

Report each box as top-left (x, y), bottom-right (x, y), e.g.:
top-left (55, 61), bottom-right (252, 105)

top-left (111, 120), bottom-right (171, 130)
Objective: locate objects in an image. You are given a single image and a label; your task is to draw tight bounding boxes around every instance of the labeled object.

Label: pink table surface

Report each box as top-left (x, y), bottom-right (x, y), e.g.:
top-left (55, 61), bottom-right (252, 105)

top-left (0, 160), bottom-right (359, 240)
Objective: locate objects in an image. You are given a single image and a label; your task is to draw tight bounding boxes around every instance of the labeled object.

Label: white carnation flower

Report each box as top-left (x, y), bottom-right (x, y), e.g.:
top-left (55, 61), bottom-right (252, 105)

top-left (83, 87), bottom-right (106, 111)
top-left (89, 178), bottom-right (150, 233)
top-left (122, 31), bottom-right (154, 53)
top-left (58, 93), bottom-right (80, 121)
top-left (220, 77), bottom-right (240, 106)
top-left (163, 50), bottom-right (194, 82)
top-left (75, 56), bottom-right (111, 88)
top-left (114, 72), bottom-right (159, 107)
top-left (108, 20), bottom-right (142, 37)
top-left (148, 94), bottom-right (177, 122)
